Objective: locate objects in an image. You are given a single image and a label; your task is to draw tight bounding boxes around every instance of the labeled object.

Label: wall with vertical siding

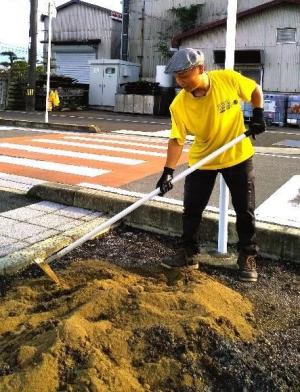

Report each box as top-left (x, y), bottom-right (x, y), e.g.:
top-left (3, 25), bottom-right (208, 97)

top-left (128, 0), bottom-right (205, 79)
top-left (127, 0), bottom-right (273, 79)
top-left (45, 3), bottom-right (121, 59)
top-left (200, 0), bottom-right (272, 23)
top-left (181, 5), bottom-right (300, 92)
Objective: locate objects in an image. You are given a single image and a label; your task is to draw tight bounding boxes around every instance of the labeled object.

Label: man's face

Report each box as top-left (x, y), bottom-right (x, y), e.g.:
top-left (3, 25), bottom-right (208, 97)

top-left (175, 65), bottom-right (203, 92)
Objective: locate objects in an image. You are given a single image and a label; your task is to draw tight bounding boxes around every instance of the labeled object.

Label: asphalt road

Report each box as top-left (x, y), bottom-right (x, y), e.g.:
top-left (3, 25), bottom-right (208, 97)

top-left (1, 109), bottom-right (170, 132)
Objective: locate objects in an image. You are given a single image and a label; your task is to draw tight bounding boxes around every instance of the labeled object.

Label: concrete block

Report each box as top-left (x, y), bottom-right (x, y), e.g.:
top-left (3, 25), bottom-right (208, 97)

top-left (0, 237), bottom-right (16, 247)
top-left (0, 241), bottom-right (28, 257)
top-left (143, 95), bottom-right (155, 115)
top-left (58, 206), bottom-right (95, 220)
top-left (5, 222), bottom-right (49, 240)
top-left (30, 201), bottom-right (70, 212)
top-left (133, 95), bottom-right (144, 114)
top-left (24, 229), bottom-right (60, 245)
top-left (124, 94), bottom-right (134, 113)
top-left (28, 183), bottom-right (80, 206)
top-left (256, 222), bottom-right (300, 261)
top-left (32, 214), bottom-right (79, 230)
top-left (0, 217), bottom-right (17, 231)
top-left (114, 94), bottom-right (125, 112)
top-left (1, 206), bottom-right (46, 221)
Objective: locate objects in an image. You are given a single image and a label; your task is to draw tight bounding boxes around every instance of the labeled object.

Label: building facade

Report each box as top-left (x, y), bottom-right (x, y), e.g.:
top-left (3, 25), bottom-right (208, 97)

top-left (127, 0), bottom-right (300, 93)
top-left (42, 0), bottom-right (122, 84)
top-left (172, 0), bottom-right (300, 93)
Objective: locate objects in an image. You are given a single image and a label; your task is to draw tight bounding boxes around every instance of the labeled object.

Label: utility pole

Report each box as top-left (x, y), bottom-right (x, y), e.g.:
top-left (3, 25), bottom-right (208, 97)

top-left (121, 0), bottom-right (129, 61)
top-left (26, 0), bottom-right (38, 111)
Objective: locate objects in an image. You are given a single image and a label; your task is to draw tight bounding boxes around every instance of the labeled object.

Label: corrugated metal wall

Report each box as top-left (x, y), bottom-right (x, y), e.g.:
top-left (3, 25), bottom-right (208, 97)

top-left (182, 5), bottom-right (300, 93)
top-left (53, 3), bottom-right (113, 58)
top-left (200, 0), bottom-right (272, 22)
top-left (127, 0), bottom-right (273, 79)
top-left (43, 3), bottom-right (122, 83)
top-left (45, 3), bottom-right (121, 59)
top-left (128, 0), bottom-right (205, 79)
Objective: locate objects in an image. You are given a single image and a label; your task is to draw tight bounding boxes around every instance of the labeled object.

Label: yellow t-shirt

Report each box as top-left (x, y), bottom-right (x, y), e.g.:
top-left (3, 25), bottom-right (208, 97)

top-left (170, 69), bottom-right (256, 169)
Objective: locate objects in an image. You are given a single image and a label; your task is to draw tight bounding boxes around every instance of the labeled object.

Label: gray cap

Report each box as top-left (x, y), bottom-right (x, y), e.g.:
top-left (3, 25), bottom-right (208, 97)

top-left (165, 48), bottom-right (205, 74)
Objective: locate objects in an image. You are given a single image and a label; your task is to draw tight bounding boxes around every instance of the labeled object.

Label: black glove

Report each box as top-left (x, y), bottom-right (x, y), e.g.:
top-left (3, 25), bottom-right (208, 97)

top-left (156, 167), bottom-right (174, 196)
top-left (248, 108), bottom-right (266, 139)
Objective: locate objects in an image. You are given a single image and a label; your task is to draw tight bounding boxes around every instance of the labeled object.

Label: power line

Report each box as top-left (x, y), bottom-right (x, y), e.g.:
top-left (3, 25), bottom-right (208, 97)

top-left (0, 42), bottom-right (42, 60)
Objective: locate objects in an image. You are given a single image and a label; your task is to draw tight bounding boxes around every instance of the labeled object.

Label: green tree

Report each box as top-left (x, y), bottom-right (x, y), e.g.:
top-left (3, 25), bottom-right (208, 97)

top-left (0, 51), bottom-right (22, 68)
top-left (171, 4), bottom-right (202, 32)
top-left (10, 60), bottom-right (29, 80)
top-left (155, 4), bottom-right (203, 60)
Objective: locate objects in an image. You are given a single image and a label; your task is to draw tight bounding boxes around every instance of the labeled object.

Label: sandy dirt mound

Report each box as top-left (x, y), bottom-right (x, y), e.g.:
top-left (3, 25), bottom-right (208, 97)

top-left (0, 258), bottom-right (255, 392)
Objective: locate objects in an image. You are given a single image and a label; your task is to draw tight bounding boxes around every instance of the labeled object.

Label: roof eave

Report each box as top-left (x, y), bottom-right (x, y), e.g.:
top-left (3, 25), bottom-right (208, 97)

top-left (171, 0), bottom-right (300, 47)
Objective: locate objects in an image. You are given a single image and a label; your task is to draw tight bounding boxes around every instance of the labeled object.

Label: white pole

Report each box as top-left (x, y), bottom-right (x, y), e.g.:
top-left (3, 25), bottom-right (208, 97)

top-left (218, 0), bottom-right (238, 253)
top-left (45, 2), bottom-right (52, 123)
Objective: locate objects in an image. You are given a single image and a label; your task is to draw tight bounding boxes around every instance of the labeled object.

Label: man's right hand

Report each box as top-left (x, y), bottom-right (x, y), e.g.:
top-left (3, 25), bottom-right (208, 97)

top-left (248, 108), bottom-right (266, 139)
top-left (156, 167), bottom-right (174, 196)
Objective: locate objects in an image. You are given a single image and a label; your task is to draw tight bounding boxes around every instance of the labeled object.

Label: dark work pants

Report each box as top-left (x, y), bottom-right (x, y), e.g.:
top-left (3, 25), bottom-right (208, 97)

top-left (182, 157), bottom-right (258, 255)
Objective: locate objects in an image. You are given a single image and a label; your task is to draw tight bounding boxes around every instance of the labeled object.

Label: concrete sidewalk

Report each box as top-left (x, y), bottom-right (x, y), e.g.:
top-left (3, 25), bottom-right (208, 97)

top-left (0, 117), bottom-right (100, 133)
top-left (0, 197), bottom-right (110, 274)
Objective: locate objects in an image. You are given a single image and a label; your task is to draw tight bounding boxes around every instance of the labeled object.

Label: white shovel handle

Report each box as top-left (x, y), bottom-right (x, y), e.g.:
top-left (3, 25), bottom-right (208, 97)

top-left (45, 132), bottom-right (248, 263)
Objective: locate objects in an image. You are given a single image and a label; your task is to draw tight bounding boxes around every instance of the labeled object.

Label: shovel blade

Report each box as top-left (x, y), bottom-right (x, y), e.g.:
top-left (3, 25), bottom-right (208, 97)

top-left (34, 258), bottom-right (67, 288)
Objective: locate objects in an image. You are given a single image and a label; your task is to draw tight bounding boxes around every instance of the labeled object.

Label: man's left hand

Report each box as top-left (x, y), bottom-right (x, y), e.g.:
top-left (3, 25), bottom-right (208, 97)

top-left (249, 108), bottom-right (266, 139)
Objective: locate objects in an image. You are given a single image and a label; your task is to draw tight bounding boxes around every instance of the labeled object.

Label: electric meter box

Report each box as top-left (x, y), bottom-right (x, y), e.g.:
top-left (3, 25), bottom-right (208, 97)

top-left (89, 59), bottom-right (140, 107)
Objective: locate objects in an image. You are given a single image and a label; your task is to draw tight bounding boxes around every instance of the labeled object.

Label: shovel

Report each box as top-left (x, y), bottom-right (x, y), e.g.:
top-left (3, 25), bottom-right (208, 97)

top-left (39, 130), bottom-right (251, 270)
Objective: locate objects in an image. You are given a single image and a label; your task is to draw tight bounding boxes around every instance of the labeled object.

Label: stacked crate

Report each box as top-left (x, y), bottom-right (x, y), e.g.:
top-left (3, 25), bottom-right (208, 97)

top-left (286, 95), bottom-right (300, 127)
top-left (263, 93), bottom-right (288, 127)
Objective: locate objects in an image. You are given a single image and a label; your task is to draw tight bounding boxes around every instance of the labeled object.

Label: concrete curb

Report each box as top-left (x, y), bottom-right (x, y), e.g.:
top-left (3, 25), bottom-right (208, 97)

top-left (28, 182), bottom-right (300, 263)
top-left (0, 215), bottom-right (114, 275)
top-left (0, 118), bottom-right (101, 133)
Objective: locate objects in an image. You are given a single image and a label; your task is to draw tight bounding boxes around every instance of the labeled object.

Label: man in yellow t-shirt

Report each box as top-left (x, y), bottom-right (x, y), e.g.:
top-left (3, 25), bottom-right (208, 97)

top-left (156, 48), bottom-right (265, 282)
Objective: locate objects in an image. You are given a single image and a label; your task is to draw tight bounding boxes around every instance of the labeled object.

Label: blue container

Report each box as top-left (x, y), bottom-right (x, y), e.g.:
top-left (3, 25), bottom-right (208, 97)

top-left (263, 93), bottom-right (288, 127)
top-left (286, 95), bottom-right (300, 126)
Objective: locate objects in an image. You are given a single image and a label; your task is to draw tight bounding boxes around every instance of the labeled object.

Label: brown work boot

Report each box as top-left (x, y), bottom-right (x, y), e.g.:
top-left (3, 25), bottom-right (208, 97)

top-left (237, 253), bottom-right (258, 282)
top-left (161, 248), bottom-right (199, 270)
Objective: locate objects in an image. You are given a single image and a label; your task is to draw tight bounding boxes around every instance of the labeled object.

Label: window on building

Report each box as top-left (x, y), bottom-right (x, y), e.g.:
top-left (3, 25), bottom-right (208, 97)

top-left (277, 28), bottom-right (296, 44)
top-left (105, 67), bottom-right (116, 74)
top-left (213, 50), bottom-right (264, 65)
top-left (235, 68), bottom-right (262, 85)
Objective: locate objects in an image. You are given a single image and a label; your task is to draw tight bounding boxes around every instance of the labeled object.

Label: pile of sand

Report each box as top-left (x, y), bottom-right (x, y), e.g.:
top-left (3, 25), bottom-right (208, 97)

top-left (0, 259), bottom-right (255, 392)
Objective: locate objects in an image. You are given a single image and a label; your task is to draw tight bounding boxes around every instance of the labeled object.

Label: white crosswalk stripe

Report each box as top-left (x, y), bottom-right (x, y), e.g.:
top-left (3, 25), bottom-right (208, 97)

top-left (0, 156), bottom-right (108, 177)
top-left (32, 138), bottom-right (167, 157)
top-left (62, 135), bottom-right (190, 153)
top-left (63, 135), bottom-right (169, 150)
top-left (0, 143), bottom-right (144, 165)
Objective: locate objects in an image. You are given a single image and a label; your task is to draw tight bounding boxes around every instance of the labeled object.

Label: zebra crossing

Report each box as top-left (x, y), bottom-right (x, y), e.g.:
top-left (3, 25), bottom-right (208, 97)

top-left (0, 130), bottom-right (189, 188)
